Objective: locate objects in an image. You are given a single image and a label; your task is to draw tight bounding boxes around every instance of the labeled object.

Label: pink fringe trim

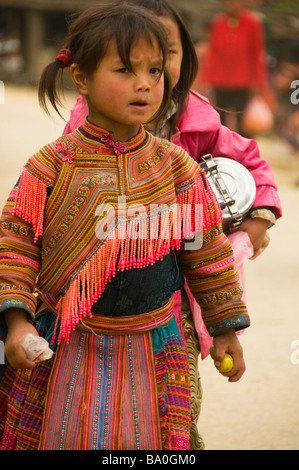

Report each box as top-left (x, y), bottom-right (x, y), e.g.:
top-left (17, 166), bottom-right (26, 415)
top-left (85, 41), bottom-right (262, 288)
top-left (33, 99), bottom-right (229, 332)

top-left (53, 171), bottom-right (222, 343)
top-left (176, 171), bottom-right (222, 236)
top-left (12, 168), bottom-right (47, 243)
top-left (54, 221), bottom-right (181, 343)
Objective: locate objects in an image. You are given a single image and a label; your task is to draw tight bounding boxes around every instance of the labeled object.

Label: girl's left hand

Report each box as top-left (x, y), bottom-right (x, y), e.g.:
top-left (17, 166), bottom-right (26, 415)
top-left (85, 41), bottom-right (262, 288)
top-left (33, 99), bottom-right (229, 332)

top-left (212, 328), bottom-right (245, 382)
top-left (237, 217), bottom-right (270, 258)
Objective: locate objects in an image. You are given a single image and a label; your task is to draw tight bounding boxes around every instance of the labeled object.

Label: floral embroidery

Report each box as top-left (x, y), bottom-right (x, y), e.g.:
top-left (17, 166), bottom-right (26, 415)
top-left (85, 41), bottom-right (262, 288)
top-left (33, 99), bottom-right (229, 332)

top-left (55, 138), bottom-right (76, 163)
top-left (1, 220), bottom-right (35, 238)
top-left (0, 283), bottom-right (31, 293)
top-left (202, 226), bottom-right (222, 244)
top-left (101, 133), bottom-right (126, 156)
top-left (99, 175), bottom-right (114, 186)
top-left (138, 140), bottom-right (170, 173)
top-left (201, 286), bottom-right (243, 305)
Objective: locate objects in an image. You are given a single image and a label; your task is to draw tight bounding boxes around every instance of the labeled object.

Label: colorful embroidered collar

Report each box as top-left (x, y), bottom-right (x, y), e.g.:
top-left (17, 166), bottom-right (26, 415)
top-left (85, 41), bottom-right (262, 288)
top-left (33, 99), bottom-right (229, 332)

top-left (77, 119), bottom-right (148, 155)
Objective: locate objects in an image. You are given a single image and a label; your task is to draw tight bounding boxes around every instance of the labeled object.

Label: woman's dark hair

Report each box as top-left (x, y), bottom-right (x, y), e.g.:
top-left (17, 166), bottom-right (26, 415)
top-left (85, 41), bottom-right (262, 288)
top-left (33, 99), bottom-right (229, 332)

top-left (38, 2), bottom-right (171, 121)
top-left (121, 0), bottom-right (199, 129)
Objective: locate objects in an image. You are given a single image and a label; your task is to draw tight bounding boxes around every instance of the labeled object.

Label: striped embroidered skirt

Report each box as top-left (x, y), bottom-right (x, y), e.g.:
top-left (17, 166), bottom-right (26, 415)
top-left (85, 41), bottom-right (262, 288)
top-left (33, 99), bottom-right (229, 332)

top-left (0, 300), bottom-right (191, 450)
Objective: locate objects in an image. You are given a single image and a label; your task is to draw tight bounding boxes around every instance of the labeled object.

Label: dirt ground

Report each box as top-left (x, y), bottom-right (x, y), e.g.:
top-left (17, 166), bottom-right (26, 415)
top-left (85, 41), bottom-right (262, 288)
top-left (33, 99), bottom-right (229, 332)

top-left (1, 85), bottom-right (299, 450)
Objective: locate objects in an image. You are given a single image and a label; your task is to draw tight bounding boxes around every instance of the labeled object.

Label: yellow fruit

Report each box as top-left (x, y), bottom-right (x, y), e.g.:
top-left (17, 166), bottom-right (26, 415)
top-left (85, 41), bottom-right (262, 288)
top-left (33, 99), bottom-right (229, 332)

top-left (209, 345), bottom-right (234, 373)
top-left (218, 353), bottom-right (234, 373)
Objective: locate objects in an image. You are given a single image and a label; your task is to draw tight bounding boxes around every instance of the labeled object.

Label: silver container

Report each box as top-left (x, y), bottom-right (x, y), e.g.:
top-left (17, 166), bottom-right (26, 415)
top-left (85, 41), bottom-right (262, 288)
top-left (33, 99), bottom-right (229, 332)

top-left (200, 154), bottom-right (256, 233)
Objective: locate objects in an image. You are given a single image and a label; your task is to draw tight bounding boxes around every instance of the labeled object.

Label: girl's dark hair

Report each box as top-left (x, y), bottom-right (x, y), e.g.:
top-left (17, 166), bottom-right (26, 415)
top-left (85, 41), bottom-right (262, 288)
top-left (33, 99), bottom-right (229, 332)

top-left (121, 0), bottom-right (199, 130)
top-left (38, 2), bottom-right (171, 121)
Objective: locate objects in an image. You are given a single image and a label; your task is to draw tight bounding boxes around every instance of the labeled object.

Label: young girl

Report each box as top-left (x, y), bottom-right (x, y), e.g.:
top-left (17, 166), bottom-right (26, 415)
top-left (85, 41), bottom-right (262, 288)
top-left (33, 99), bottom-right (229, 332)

top-left (0, 3), bottom-right (250, 451)
top-left (63, 0), bottom-right (282, 450)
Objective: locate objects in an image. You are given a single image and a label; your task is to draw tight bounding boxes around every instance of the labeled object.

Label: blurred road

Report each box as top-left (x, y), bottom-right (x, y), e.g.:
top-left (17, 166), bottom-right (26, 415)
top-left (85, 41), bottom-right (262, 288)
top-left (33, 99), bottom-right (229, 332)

top-left (1, 85), bottom-right (299, 450)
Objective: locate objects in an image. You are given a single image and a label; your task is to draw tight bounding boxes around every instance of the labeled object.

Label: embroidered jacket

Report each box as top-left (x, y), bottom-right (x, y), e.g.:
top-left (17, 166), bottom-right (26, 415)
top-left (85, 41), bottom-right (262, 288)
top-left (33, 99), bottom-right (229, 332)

top-left (0, 120), bottom-right (249, 342)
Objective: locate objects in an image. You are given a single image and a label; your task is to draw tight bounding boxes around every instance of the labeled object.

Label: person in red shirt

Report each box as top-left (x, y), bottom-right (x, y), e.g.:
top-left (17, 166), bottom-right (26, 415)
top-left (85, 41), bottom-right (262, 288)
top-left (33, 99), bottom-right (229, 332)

top-left (201, 0), bottom-right (268, 135)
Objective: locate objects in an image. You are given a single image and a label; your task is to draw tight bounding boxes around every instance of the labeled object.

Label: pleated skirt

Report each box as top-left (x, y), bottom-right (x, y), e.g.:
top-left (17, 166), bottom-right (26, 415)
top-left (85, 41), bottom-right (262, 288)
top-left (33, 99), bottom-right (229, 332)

top-left (0, 304), bottom-right (191, 450)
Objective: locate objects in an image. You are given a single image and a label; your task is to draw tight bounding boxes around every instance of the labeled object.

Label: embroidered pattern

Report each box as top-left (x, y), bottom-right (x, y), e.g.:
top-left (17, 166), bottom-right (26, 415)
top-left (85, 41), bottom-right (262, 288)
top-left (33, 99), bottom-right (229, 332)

top-left (42, 176), bottom-right (100, 259)
top-left (1, 220), bottom-right (34, 238)
top-left (138, 140), bottom-right (170, 173)
top-left (153, 317), bottom-right (191, 450)
top-left (202, 225), bottom-right (222, 244)
top-left (102, 337), bottom-right (113, 450)
top-left (99, 175), bottom-right (114, 186)
top-left (0, 283), bottom-right (31, 293)
top-left (128, 336), bottom-right (141, 449)
top-left (91, 335), bottom-right (104, 450)
top-left (200, 286), bottom-right (243, 305)
top-left (57, 332), bottom-right (85, 449)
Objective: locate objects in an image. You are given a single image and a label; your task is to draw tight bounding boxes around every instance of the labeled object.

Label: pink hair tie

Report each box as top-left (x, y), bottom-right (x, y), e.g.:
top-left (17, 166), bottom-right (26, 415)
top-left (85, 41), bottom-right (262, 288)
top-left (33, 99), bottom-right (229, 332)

top-left (55, 49), bottom-right (73, 68)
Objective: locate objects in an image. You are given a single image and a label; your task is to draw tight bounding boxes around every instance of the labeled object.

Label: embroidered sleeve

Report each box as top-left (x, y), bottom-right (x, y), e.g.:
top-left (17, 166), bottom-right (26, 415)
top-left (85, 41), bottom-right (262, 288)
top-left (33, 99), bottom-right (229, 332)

top-left (177, 231), bottom-right (250, 336)
top-left (0, 185), bottom-right (41, 337)
top-left (0, 144), bottom-right (59, 337)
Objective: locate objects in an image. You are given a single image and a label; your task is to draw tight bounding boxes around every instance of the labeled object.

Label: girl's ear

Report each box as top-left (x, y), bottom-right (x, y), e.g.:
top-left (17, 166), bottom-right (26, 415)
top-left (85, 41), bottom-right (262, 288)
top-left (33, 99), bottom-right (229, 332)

top-left (70, 64), bottom-right (88, 95)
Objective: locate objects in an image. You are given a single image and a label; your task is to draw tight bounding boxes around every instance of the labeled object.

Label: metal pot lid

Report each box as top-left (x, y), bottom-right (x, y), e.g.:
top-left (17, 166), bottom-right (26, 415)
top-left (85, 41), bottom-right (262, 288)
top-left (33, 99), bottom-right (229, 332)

top-left (201, 155), bottom-right (256, 222)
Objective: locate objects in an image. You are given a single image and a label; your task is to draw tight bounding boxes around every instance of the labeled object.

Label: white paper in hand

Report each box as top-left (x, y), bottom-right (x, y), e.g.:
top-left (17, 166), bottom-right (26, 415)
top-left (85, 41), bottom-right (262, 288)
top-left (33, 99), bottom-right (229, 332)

top-left (21, 333), bottom-right (54, 362)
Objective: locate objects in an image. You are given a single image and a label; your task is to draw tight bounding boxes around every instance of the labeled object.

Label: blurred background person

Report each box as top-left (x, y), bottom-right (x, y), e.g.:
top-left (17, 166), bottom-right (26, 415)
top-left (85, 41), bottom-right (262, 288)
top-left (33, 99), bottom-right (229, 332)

top-left (200, 0), bottom-right (269, 136)
top-left (273, 39), bottom-right (299, 153)
top-left (244, 0), bottom-right (277, 67)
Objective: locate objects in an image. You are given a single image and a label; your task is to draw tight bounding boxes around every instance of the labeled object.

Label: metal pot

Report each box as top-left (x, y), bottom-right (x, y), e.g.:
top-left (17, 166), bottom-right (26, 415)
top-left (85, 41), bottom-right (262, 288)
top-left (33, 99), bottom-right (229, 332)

top-left (200, 154), bottom-right (256, 233)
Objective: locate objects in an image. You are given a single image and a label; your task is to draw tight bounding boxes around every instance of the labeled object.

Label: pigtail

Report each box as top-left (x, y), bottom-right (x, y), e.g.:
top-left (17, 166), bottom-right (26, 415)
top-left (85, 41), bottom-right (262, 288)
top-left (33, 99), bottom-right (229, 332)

top-left (38, 49), bottom-right (73, 117)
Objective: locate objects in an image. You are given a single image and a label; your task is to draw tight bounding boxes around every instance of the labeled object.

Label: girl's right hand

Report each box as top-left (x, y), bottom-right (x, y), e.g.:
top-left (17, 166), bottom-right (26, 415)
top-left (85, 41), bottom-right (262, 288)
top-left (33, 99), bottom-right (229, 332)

top-left (4, 308), bottom-right (39, 370)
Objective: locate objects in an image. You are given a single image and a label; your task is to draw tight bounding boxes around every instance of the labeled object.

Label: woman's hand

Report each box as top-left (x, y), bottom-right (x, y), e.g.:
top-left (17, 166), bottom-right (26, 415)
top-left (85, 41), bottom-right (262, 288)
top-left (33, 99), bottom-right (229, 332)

top-left (212, 328), bottom-right (245, 382)
top-left (4, 308), bottom-right (39, 370)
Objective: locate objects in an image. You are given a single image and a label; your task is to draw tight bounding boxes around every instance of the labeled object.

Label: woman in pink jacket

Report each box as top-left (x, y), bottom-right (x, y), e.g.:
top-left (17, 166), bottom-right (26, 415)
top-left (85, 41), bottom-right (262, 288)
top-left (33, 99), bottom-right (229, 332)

top-left (63, 0), bottom-right (282, 449)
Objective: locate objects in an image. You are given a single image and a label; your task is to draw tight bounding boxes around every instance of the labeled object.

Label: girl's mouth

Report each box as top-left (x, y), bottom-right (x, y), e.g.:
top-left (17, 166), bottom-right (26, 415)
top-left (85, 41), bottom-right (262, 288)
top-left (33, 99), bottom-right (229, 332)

top-left (130, 101), bottom-right (148, 108)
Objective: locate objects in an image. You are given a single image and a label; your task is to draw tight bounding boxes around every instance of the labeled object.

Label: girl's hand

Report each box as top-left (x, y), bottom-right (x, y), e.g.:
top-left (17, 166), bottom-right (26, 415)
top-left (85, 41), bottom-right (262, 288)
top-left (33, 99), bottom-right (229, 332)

top-left (4, 309), bottom-right (39, 370)
top-left (237, 217), bottom-right (270, 257)
top-left (212, 328), bottom-right (245, 382)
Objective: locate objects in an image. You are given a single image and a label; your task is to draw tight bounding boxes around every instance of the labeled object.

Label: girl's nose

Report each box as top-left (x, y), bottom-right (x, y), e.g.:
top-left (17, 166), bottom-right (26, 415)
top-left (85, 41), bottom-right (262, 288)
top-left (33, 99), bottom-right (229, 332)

top-left (135, 75), bottom-right (150, 92)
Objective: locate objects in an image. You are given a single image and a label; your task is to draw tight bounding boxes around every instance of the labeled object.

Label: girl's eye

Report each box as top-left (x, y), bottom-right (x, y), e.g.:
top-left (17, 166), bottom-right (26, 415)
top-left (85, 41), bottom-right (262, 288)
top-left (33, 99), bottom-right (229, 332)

top-left (117, 68), bottom-right (129, 73)
top-left (169, 49), bottom-right (177, 55)
top-left (150, 68), bottom-right (161, 75)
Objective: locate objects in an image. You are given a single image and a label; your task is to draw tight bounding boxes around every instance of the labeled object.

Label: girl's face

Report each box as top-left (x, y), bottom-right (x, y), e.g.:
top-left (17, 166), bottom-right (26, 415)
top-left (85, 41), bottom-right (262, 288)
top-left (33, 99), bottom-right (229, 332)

top-left (158, 15), bottom-right (183, 91)
top-left (72, 37), bottom-right (165, 141)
